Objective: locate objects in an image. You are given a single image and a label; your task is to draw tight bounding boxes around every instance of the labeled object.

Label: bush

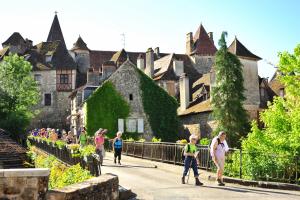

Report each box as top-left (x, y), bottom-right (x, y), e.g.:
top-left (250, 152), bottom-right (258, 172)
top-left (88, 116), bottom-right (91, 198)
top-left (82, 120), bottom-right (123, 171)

top-left (199, 138), bottom-right (211, 145)
top-left (31, 148), bottom-right (92, 189)
top-left (151, 137), bottom-right (161, 143)
top-left (176, 139), bottom-right (188, 144)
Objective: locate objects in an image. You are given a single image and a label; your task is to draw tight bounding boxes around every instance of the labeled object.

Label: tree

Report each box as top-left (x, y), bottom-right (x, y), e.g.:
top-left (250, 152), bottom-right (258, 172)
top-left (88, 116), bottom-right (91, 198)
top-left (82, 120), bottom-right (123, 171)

top-left (238, 44), bottom-right (300, 181)
top-left (0, 54), bottom-right (39, 140)
top-left (211, 32), bottom-right (249, 147)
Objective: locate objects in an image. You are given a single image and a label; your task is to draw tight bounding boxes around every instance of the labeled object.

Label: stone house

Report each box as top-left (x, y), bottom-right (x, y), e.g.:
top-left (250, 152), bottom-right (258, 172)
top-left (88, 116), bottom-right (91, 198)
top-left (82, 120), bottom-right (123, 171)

top-left (0, 14), bottom-right (76, 130)
top-left (70, 60), bottom-right (178, 140)
top-left (177, 37), bottom-right (276, 138)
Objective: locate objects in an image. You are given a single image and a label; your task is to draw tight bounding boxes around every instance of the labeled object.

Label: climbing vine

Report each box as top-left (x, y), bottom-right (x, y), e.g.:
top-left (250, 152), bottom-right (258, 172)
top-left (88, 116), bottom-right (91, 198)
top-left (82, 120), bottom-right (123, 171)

top-left (137, 69), bottom-right (179, 142)
top-left (85, 81), bottom-right (130, 138)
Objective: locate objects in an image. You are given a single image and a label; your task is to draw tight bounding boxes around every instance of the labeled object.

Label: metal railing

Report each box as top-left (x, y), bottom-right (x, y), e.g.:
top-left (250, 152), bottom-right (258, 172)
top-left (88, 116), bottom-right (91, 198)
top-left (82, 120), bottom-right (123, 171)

top-left (106, 140), bottom-right (299, 184)
top-left (28, 138), bottom-right (101, 176)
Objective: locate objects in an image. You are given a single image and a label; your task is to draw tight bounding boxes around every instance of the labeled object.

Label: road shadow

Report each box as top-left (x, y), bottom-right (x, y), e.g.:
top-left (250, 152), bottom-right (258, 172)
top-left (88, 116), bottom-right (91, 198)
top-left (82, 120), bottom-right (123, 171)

top-left (201, 185), bottom-right (300, 196)
top-left (102, 164), bottom-right (157, 169)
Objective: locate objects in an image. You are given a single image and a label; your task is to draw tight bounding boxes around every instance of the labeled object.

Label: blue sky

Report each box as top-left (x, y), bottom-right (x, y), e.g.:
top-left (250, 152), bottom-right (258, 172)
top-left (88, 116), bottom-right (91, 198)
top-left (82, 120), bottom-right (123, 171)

top-left (1, 0), bottom-right (299, 78)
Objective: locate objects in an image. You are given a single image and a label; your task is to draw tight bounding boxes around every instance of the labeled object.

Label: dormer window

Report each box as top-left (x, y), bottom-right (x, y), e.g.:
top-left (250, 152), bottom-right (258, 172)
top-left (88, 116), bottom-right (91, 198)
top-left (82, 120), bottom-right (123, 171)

top-left (45, 55), bottom-right (52, 63)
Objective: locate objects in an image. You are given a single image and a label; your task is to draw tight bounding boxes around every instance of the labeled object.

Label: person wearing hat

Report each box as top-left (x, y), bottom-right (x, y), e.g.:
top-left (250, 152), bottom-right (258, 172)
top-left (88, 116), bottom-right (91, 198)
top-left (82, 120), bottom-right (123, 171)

top-left (210, 131), bottom-right (229, 186)
top-left (181, 134), bottom-right (203, 186)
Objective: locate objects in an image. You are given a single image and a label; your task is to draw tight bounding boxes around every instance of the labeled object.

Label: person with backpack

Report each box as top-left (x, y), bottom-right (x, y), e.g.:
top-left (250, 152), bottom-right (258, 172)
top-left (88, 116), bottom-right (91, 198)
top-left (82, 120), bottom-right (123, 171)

top-left (210, 131), bottom-right (229, 186)
top-left (113, 131), bottom-right (123, 165)
top-left (181, 134), bottom-right (203, 186)
top-left (79, 129), bottom-right (88, 147)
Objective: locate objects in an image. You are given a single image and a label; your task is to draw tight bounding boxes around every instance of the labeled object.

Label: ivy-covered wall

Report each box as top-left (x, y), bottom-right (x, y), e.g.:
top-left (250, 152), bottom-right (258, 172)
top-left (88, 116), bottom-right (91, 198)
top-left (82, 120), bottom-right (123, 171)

top-left (137, 70), bottom-right (180, 142)
top-left (85, 81), bottom-right (130, 138)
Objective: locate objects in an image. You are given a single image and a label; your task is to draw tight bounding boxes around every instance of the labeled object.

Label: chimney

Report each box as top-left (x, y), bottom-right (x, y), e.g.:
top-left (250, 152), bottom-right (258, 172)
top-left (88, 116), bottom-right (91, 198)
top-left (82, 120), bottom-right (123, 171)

top-left (179, 73), bottom-right (190, 111)
top-left (186, 32), bottom-right (193, 55)
top-left (154, 47), bottom-right (160, 58)
top-left (145, 48), bottom-right (154, 78)
top-left (137, 54), bottom-right (145, 71)
top-left (87, 68), bottom-right (99, 85)
top-left (208, 32), bottom-right (214, 43)
top-left (102, 61), bottom-right (116, 79)
top-left (173, 60), bottom-right (184, 77)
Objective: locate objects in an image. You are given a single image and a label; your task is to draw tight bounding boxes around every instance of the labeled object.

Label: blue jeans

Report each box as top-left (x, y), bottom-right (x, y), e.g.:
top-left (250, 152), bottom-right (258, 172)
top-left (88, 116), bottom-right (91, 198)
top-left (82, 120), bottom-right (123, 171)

top-left (183, 156), bottom-right (199, 177)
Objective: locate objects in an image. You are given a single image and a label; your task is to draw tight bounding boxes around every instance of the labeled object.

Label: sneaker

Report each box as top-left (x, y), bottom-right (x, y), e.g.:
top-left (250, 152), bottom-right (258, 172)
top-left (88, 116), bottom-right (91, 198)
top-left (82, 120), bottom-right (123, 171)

top-left (118, 161), bottom-right (121, 165)
top-left (181, 176), bottom-right (185, 184)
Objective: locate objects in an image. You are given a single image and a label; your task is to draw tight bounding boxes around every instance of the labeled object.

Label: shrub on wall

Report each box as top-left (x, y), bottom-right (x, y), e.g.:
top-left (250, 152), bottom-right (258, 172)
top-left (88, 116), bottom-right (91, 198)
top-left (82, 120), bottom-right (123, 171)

top-left (85, 81), bottom-right (130, 138)
top-left (137, 70), bottom-right (179, 142)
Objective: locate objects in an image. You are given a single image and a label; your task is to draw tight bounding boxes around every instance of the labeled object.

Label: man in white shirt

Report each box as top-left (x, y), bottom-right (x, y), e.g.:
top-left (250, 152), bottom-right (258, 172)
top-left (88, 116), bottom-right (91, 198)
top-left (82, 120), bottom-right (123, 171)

top-left (210, 131), bottom-right (229, 186)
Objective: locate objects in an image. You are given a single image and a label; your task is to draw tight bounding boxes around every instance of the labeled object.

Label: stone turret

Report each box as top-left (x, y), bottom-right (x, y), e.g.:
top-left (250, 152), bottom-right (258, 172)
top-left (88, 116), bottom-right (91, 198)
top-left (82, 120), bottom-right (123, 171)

top-left (71, 36), bottom-right (90, 73)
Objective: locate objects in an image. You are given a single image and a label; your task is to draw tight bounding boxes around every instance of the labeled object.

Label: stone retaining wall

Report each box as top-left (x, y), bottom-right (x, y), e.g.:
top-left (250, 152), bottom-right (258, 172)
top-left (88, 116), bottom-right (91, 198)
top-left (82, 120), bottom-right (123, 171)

top-left (0, 168), bottom-right (49, 200)
top-left (46, 174), bottom-right (119, 200)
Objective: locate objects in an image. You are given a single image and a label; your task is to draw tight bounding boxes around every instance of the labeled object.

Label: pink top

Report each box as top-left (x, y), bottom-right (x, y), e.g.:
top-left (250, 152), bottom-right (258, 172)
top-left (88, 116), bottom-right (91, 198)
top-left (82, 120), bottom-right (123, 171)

top-left (95, 136), bottom-right (104, 149)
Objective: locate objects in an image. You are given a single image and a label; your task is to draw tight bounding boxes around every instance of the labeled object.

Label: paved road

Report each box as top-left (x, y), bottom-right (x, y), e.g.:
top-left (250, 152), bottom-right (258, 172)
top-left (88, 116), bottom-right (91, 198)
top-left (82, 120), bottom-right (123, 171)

top-left (101, 152), bottom-right (300, 200)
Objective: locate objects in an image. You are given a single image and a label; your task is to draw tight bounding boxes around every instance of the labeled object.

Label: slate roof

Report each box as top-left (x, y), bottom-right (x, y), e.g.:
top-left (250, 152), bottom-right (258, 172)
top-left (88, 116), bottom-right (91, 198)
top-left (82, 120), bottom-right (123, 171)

top-left (47, 14), bottom-right (66, 47)
top-left (228, 37), bottom-right (261, 61)
top-left (0, 129), bottom-right (27, 169)
top-left (2, 32), bottom-right (25, 47)
top-left (191, 24), bottom-right (217, 56)
top-left (28, 40), bottom-right (76, 70)
top-left (71, 36), bottom-right (89, 51)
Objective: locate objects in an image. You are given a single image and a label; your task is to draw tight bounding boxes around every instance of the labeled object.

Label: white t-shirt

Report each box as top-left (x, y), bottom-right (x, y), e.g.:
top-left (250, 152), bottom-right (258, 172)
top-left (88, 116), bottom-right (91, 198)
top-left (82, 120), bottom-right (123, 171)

top-left (210, 137), bottom-right (229, 159)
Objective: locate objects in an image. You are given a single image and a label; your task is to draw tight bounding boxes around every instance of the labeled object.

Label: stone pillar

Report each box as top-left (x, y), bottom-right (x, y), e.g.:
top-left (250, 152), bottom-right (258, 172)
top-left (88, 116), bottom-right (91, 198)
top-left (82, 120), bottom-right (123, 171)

top-left (145, 48), bottom-right (154, 78)
top-left (173, 60), bottom-right (184, 77)
top-left (186, 32), bottom-right (193, 55)
top-left (137, 54), bottom-right (145, 71)
top-left (179, 73), bottom-right (190, 111)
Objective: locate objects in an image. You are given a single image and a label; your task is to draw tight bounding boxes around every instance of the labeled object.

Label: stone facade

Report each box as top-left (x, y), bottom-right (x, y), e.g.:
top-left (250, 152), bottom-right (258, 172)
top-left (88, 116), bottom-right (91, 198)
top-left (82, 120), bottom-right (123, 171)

top-left (179, 112), bottom-right (214, 138)
top-left (107, 60), bottom-right (153, 140)
top-left (0, 168), bottom-right (49, 200)
top-left (46, 174), bottom-right (119, 200)
top-left (30, 70), bottom-right (76, 130)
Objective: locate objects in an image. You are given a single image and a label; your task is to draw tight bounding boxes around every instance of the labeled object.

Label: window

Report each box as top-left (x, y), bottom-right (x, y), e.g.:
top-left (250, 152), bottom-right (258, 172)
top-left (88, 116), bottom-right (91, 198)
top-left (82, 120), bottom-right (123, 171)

top-left (44, 93), bottom-right (51, 106)
top-left (45, 55), bottom-right (52, 63)
top-left (34, 74), bottom-right (42, 84)
top-left (60, 74), bottom-right (69, 84)
top-left (129, 94), bottom-right (133, 101)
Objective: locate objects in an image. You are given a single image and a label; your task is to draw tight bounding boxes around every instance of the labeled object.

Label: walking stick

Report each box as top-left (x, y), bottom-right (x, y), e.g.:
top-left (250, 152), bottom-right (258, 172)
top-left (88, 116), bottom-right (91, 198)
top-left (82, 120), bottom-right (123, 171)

top-left (186, 151), bottom-right (200, 184)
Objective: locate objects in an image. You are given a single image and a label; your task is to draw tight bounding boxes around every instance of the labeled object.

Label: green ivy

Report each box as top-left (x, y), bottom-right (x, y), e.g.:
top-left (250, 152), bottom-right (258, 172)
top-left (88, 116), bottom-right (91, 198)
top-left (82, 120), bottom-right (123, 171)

top-left (85, 81), bottom-right (130, 138)
top-left (137, 70), bottom-right (179, 142)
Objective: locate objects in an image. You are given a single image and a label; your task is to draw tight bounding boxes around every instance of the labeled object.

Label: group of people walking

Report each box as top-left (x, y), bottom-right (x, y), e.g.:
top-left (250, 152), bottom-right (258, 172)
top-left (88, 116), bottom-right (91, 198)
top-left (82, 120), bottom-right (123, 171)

top-left (86, 128), bottom-right (123, 166)
top-left (181, 131), bottom-right (229, 186)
